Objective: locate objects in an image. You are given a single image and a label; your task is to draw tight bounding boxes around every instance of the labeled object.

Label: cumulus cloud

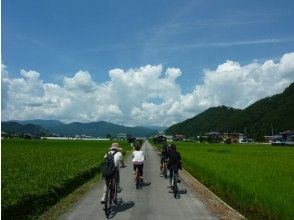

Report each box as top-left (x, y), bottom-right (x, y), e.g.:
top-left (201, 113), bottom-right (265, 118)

top-left (1, 52), bottom-right (294, 126)
top-left (193, 53), bottom-right (294, 109)
top-left (1, 63), bottom-right (9, 111)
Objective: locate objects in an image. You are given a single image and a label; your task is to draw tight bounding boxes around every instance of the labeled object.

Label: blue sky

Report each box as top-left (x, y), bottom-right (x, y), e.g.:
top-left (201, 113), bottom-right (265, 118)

top-left (2, 0), bottom-right (294, 126)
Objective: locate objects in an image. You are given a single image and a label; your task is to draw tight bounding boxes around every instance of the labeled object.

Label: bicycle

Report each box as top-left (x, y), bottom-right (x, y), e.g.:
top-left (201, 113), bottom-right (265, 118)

top-left (170, 169), bottom-right (180, 199)
top-left (104, 176), bottom-right (117, 218)
top-left (103, 165), bottom-right (125, 218)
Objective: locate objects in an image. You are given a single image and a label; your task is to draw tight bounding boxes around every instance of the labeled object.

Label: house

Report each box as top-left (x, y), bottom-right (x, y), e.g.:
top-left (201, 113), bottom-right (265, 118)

top-left (117, 133), bottom-right (127, 140)
top-left (228, 133), bottom-right (244, 143)
top-left (207, 131), bottom-right (223, 142)
top-left (278, 130), bottom-right (294, 146)
top-left (264, 135), bottom-right (283, 143)
top-left (165, 135), bottom-right (173, 142)
top-left (280, 130), bottom-right (294, 141)
top-left (173, 134), bottom-right (185, 141)
top-left (223, 133), bottom-right (244, 143)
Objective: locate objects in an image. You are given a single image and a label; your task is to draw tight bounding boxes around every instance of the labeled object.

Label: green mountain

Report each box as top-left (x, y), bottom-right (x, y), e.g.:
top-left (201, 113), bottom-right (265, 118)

top-left (2, 120), bottom-right (158, 138)
top-left (165, 106), bottom-right (242, 136)
top-left (166, 82), bottom-right (294, 139)
top-left (15, 119), bottom-right (65, 128)
top-left (2, 122), bottom-right (49, 137)
top-left (47, 121), bottom-right (157, 137)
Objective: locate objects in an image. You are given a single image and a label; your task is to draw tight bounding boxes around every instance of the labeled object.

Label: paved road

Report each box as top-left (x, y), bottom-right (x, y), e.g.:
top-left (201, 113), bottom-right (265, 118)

top-left (60, 141), bottom-right (217, 220)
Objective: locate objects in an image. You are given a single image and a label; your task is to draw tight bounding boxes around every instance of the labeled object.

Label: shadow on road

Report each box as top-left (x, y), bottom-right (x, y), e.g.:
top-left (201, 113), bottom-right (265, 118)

top-left (168, 187), bottom-right (188, 195)
top-left (142, 181), bottom-right (151, 187)
top-left (168, 189), bottom-right (187, 194)
top-left (133, 181), bottom-right (151, 190)
top-left (108, 200), bottom-right (135, 218)
top-left (178, 189), bottom-right (188, 194)
top-left (116, 200), bottom-right (135, 212)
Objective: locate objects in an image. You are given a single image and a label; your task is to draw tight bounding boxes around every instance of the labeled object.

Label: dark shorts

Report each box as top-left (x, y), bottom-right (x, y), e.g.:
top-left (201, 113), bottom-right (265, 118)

top-left (133, 162), bottom-right (144, 176)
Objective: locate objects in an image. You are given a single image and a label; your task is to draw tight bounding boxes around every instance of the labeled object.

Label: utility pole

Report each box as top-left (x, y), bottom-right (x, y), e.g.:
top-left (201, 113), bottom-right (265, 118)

top-left (271, 124), bottom-right (274, 136)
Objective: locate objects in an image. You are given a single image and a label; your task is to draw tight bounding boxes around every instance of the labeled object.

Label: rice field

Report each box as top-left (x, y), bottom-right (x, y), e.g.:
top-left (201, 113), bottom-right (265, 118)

top-left (1, 139), bottom-right (131, 219)
top-left (175, 142), bottom-right (294, 219)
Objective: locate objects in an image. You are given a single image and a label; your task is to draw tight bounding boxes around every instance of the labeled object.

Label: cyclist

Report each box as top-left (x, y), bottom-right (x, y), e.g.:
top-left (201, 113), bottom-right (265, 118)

top-left (132, 142), bottom-right (145, 180)
top-left (167, 143), bottom-right (182, 186)
top-left (160, 143), bottom-right (169, 173)
top-left (101, 143), bottom-right (125, 204)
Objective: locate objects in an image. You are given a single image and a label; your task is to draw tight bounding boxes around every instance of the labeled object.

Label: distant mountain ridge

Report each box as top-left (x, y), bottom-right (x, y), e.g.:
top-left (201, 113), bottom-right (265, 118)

top-left (14, 119), bottom-right (66, 128)
top-left (166, 82), bottom-right (294, 140)
top-left (2, 122), bottom-right (49, 136)
top-left (2, 120), bottom-right (159, 138)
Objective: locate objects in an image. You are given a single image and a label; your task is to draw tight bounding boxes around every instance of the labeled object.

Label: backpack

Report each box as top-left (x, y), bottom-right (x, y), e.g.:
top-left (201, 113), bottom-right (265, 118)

top-left (102, 151), bottom-right (118, 179)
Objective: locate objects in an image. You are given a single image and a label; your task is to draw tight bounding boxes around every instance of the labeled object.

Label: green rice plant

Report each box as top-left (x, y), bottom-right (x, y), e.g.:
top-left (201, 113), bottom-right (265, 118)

top-left (176, 142), bottom-right (294, 220)
top-left (1, 139), bottom-right (131, 219)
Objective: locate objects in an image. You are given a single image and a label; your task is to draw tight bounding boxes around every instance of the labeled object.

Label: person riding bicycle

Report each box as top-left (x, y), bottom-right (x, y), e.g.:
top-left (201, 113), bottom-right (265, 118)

top-left (132, 142), bottom-right (145, 180)
top-left (160, 142), bottom-right (169, 173)
top-left (101, 143), bottom-right (125, 204)
top-left (167, 143), bottom-right (182, 186)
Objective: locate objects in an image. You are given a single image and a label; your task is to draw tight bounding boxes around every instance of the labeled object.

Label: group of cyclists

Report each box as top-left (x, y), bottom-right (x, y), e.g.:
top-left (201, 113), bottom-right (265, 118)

top-left (100, 140), bottom-right (182, 204)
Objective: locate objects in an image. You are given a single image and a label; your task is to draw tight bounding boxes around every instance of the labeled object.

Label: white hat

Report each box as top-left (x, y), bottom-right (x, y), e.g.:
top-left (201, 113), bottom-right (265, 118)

top-left (109, 143), bottom-right (122, 151)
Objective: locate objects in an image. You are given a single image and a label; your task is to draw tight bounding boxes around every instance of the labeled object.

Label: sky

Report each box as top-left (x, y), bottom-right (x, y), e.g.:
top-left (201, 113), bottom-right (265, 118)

top-left (2, 0), bottom-right (294, 127)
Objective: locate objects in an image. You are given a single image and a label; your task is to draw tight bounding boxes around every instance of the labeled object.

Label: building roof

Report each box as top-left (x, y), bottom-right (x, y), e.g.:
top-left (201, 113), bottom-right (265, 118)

top-left (280, 130), bottom-right (294, 135)
top-left (207, 131), bottom-right (221, 135)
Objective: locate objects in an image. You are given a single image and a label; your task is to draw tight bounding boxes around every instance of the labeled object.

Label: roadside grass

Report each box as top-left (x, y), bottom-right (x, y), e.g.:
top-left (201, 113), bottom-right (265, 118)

top-left (176, 142), bottom-right (294, 219)
top-left (39, 174), bottom-right (102, 220)
top-left (1, 139), bottom-right (131, 219)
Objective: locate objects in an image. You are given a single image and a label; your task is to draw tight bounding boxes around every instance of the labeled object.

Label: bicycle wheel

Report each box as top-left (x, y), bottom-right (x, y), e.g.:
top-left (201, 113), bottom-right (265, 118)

top-left (173, 172), bottom-right (179, 199)
top-left (163, 163), bottom-right (167, 179)
top-left (135, 167), bottom-right (139, 189)
top-left (173, 182), bottom-right (178, 198)
top-left (104, 184), bottom-right (111, 218)
top-left (113, 180), bottom-right (118, 204)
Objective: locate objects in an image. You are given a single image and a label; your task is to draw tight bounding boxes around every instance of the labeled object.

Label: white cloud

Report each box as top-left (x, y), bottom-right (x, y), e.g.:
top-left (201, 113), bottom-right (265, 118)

top-left (63, 70), bottom-right (96, 93)
top-left (20, 69), bottom-right (40, 80)
top-left (2, 52), bottom-right (294, 126)
top-left (192, 53), bottom-right (294, 109)
top-left (1, 64), bottom-right (9, 111)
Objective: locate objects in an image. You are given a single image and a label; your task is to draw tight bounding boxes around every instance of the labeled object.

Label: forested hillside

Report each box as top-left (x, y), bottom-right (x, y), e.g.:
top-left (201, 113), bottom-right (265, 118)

top-left (2, 122), bottom-right (49, 137)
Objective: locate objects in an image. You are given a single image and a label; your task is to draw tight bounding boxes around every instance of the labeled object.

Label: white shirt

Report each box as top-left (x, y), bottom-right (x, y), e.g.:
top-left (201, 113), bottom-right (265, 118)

top-left (132, 150), bottom-right (145, 163)
top-left (104, 150), bottom-right (123, 168)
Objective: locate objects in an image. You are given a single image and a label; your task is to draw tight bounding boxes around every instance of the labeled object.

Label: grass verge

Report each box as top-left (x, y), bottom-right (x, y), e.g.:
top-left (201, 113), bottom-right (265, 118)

top-left (39, 174), bottom-right (102, 219)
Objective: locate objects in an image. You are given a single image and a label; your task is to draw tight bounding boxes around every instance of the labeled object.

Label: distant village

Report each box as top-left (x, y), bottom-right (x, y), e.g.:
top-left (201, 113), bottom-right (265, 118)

top-left (2, 130), bottom-right (294, 146)
top-left (152, 130), bottom-right (294, 146)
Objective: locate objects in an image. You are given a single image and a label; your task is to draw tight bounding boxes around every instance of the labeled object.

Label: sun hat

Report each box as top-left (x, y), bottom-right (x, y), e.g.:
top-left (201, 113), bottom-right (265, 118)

top-left (109, 143), bottom-right (122, 151)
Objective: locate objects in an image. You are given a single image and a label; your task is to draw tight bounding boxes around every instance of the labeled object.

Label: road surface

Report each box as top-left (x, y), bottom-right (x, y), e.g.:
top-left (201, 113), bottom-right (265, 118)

top-left (60, 141), bottom-right (217, 220)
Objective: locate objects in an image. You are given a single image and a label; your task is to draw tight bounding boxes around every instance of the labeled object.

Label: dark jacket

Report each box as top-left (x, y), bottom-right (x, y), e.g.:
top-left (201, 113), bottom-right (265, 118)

top-left (161, 144), bottom-right (169, 160)
top-left (167, 151), bottom-right (182, 170)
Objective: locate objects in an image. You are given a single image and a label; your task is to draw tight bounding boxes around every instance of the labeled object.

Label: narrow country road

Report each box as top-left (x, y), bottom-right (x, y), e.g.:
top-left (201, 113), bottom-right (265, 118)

top-left (59, 141), bottom-right (217, 220)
